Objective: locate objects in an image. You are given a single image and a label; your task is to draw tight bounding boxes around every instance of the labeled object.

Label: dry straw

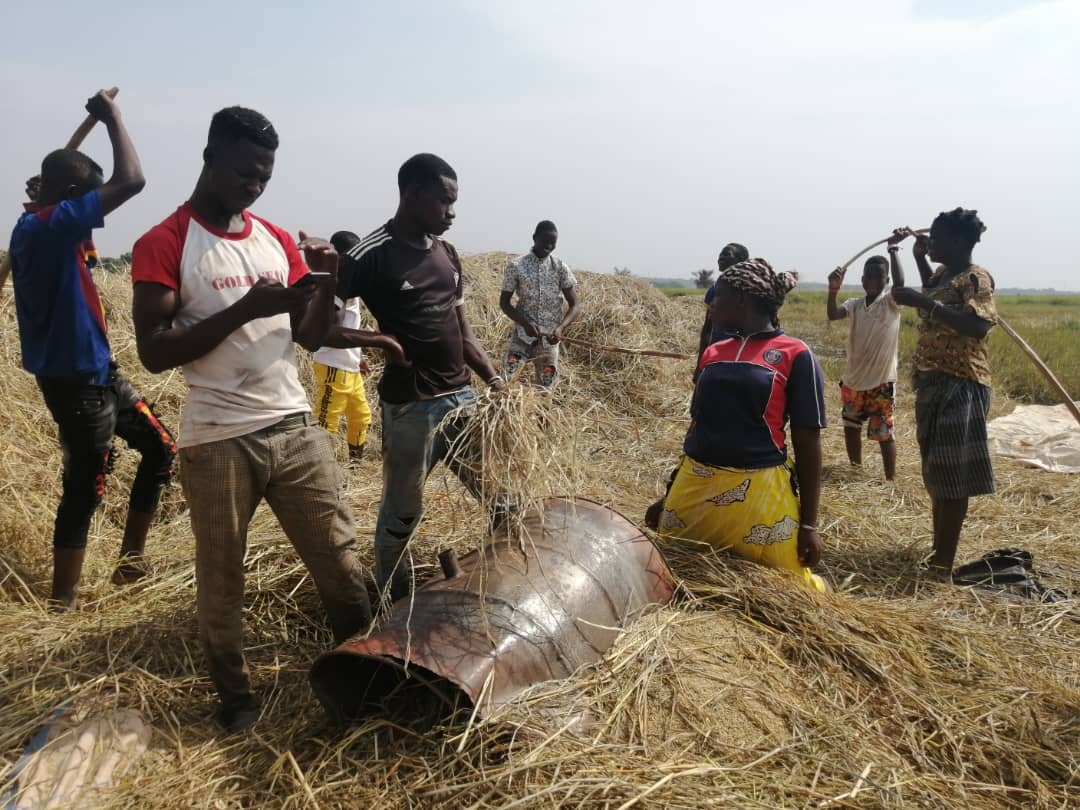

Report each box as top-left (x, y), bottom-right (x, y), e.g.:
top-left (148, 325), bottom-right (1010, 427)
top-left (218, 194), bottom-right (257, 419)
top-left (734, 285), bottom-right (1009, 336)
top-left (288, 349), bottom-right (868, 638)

top-left (0, 254), bottom-right (1077, 809)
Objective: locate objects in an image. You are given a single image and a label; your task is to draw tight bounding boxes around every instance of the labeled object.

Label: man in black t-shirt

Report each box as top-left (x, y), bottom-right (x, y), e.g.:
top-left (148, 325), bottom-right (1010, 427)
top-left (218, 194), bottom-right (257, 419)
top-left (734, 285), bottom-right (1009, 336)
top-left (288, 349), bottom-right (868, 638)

top-left (336, 153), bottom-right (505, 602)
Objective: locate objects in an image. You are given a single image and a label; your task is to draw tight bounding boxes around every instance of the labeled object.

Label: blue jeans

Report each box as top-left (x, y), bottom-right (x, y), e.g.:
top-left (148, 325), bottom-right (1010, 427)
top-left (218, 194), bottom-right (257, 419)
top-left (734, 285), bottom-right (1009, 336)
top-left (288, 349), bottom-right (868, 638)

top-left (375, 388), bottom-right (483, 600)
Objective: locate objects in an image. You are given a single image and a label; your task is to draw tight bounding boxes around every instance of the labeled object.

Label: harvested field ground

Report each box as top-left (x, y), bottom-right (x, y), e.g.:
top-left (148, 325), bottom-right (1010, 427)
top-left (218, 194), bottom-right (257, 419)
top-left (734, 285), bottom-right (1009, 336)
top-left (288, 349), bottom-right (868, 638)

top-left (0, 253), bottom-right (1077, 809)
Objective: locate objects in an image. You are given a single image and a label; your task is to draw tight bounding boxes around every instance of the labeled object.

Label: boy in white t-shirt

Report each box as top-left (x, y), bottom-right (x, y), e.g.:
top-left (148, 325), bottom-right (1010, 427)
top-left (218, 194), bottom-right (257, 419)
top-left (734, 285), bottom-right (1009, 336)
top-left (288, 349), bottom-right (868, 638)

top-left (310, 231), bottom-right (373, 463)
top-left (826, 238), bottom-right (905, 480)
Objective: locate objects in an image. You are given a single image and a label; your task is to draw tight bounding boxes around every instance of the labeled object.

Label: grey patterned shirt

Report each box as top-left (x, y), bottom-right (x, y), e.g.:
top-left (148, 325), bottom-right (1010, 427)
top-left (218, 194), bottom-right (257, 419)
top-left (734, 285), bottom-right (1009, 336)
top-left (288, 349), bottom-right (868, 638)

top-left (500, 252), bottom-right (577, 341)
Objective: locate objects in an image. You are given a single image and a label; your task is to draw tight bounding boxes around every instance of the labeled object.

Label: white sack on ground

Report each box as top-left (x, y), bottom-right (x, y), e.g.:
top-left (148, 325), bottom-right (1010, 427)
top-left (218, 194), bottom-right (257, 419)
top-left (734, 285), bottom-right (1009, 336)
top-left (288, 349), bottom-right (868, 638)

top-left (8, 707), bottom-right (151, 810)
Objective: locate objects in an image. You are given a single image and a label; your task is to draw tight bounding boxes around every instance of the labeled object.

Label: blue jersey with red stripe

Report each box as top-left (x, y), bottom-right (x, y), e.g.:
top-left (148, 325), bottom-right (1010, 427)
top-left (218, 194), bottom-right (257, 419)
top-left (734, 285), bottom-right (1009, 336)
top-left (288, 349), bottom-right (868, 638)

top-left (9, 191), bottom-right (109, 378)
top-left (686, 328), bottom-right (827, 470)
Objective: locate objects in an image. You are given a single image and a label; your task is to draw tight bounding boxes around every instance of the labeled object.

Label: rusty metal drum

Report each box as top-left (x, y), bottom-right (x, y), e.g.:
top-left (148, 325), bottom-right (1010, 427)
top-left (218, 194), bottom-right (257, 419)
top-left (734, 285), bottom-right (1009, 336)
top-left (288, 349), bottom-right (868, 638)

top-left (310, 497), bottom-right (675, 721)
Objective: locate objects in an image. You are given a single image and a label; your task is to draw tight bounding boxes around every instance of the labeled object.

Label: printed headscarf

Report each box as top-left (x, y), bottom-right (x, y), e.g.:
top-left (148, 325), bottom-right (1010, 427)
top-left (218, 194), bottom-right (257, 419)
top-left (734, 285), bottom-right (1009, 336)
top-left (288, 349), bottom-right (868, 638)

top-left (719, 258), bottom-right (798, 307)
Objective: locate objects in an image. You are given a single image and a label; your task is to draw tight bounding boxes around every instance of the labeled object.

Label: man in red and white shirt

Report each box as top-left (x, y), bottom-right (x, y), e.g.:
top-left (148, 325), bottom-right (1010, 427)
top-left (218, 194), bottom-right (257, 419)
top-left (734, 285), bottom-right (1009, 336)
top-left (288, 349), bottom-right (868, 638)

top-left (131, 107), bottom-right (371, 733)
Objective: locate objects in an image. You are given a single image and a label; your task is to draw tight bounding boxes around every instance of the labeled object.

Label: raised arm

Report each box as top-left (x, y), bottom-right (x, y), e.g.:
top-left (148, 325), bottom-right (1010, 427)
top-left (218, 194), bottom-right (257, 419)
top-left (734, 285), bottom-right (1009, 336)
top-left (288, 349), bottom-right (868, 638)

top-left (133, 280), bottom-right (313, 373)
top-left (888, 251), bottom-right (906, 289)
top-left (912, 233), bottom-right (934, 287)
top-left (85, 91), bottom-right (145, 216)
top-left (826, 267), bottom-right (847, 321)
top-left (885, 228), bottom-right (907, 288)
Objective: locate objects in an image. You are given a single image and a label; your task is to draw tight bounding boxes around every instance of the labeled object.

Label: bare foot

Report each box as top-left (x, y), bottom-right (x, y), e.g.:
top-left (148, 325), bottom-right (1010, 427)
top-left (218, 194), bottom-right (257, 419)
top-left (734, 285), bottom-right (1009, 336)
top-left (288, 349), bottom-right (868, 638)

top-left (111, 556), bottom-right (150, 586)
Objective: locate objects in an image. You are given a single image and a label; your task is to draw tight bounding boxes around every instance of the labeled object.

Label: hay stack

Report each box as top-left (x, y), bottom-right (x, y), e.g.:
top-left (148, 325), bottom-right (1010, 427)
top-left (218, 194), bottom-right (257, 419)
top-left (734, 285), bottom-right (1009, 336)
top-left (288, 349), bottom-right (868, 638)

top-left (0, 256), bottom-right (1077, 809)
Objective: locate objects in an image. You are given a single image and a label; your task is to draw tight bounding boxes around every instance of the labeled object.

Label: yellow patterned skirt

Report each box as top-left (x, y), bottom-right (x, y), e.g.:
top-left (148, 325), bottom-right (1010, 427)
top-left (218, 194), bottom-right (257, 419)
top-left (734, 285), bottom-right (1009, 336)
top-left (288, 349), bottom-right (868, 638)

top-left (659, 455), bottom-right (826, 592)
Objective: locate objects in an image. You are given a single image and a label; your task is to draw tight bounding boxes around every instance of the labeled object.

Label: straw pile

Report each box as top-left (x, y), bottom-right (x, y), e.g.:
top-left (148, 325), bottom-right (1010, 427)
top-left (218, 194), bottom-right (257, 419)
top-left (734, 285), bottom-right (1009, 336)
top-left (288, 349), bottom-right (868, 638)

top-left (0, 254), bottom-right (1077, 809)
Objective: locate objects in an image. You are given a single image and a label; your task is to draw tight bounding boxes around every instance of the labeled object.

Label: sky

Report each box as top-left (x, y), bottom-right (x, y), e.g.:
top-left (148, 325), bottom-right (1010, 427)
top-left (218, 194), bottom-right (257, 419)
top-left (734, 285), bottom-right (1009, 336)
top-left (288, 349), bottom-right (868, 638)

top-left (3, 0), bottom-right (1078, 289)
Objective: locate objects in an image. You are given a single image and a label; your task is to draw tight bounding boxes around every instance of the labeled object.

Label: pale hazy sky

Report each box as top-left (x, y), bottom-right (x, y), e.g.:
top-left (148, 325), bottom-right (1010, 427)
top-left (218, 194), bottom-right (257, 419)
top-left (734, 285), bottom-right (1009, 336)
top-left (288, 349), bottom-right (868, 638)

top-left (4, 1), bottom-right (1078, 289)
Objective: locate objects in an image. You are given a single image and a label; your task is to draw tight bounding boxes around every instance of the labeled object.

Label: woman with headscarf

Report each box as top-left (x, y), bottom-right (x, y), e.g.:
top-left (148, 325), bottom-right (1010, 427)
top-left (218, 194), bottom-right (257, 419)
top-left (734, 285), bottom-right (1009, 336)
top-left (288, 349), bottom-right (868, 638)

top-left (657, 259), bottom-right (828, 591)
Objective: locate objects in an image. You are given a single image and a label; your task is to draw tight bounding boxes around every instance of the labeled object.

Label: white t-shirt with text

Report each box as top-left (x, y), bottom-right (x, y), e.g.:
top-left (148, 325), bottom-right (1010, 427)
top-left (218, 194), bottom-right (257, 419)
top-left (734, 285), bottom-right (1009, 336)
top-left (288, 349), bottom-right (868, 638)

top-left (131, 204), bottom-right (311, 448)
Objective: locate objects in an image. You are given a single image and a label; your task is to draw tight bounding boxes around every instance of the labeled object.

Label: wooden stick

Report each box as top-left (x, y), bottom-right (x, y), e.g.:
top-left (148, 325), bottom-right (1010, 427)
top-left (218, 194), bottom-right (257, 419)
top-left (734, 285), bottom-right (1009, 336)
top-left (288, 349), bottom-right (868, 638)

top-left (63, 87), bottom-right (120, 150)
top-left (996, 316), bottom-right (1080, 426)
top-left (0, 87), bottom-right (120, 292)
top-left (839, 227), bottom-right (929, 270)
top-left (558, 335), bottom-right (692, 361)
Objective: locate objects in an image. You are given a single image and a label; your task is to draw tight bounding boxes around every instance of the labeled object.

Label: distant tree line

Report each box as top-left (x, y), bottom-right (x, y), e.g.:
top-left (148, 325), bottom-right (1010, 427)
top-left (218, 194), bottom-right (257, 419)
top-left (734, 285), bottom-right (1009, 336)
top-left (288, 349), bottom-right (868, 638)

top-left (99, 252), bottom-right (132, 273)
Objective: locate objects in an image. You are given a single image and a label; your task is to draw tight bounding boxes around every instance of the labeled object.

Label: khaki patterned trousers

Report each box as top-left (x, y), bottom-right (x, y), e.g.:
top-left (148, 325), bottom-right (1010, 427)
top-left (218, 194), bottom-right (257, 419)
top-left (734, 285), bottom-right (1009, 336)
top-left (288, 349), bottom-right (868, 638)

top-left (179, 413), bottom-right (371, 708)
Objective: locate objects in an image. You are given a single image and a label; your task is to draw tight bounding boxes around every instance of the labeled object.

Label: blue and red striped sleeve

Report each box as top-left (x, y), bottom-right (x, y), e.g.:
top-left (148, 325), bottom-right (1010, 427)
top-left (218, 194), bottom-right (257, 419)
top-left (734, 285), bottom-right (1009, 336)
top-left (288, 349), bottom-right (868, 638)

top-left (788, 347), bottom-right (827, 429)
top-left (36, 191), bottom-right (104, 236)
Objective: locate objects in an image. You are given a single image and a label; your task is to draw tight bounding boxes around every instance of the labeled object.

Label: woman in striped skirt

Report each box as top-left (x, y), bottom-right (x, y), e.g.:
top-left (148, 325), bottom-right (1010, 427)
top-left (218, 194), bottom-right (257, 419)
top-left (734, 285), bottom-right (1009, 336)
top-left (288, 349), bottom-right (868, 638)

top-left (889, 209), bottom-right (997, 579)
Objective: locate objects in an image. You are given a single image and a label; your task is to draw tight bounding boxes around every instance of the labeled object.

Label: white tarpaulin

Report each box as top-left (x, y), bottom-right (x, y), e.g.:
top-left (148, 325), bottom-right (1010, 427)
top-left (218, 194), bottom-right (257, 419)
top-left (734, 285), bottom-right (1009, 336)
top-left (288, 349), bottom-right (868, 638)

top-left (987, 402), bottom-right (1080, 473)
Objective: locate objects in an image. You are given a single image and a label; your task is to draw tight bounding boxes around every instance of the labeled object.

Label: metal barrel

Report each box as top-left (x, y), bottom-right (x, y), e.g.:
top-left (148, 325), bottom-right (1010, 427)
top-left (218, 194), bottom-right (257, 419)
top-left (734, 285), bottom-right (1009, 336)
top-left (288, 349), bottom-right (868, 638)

top-left (310, 497), bottom-right (675, 721)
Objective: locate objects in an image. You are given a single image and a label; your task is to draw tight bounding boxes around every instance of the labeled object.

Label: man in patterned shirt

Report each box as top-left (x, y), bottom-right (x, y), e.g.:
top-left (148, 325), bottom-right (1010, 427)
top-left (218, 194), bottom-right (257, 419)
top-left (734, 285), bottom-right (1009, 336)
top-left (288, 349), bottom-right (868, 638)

top-left (890, 208), bottom-right (996, 580)
top-left (499, 220), bottom-right (579, 388)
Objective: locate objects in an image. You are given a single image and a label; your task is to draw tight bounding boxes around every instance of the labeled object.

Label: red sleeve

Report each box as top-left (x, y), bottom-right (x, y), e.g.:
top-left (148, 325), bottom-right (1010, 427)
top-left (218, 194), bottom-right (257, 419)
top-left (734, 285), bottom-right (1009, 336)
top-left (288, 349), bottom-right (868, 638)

top-left (254, 216), bottom-right (308, 286)
top-left (131, 213), bottom-right (184, 290)
top-left (699, 341), bottom-right (722, 372)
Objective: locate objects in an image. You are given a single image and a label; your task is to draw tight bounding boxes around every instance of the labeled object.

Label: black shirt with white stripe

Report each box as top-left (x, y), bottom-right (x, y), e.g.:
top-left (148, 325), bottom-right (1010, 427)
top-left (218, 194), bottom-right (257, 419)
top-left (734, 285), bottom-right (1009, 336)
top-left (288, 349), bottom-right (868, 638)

top-left (336, 221), bottom-right (470, 403)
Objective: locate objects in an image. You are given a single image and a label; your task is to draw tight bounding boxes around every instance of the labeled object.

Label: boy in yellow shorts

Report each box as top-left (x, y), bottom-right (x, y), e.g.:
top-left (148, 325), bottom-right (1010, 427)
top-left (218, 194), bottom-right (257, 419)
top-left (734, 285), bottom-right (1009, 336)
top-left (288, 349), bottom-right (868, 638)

top-left (312, 231), bottom-right (373, 463)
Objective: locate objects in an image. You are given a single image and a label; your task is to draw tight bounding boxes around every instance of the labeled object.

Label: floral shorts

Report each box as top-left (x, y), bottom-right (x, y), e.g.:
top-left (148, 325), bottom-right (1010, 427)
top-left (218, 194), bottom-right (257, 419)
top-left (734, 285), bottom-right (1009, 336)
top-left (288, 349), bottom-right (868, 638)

top-left (840, 382), bottom-right (895, 441)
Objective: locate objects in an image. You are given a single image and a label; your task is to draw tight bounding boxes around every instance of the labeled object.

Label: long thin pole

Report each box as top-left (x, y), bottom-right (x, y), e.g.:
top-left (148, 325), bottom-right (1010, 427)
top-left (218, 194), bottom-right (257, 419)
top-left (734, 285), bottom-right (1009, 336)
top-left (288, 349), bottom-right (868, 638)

top-left (840, 227), bottom-right (929, 270)
top-left (558, 335), bottom-right (691, 360)
top-left (62, 87), bottom-right (120, 150)
top-left (996, 316), bottom-right (1080, 426)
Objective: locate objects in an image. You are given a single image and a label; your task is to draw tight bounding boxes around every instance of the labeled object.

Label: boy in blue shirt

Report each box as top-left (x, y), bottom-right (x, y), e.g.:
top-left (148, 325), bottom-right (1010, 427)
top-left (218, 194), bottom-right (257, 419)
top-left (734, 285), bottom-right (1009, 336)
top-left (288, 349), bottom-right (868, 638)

top-left (9, 91), bottom-right (176, 609)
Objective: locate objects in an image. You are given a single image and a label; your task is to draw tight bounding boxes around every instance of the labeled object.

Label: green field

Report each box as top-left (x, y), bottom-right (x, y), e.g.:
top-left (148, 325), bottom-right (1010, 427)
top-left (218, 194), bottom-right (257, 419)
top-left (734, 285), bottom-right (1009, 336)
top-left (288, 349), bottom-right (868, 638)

top-left (669, 288), bottom-right (1080, 405)
top-left (660, 286), bottom-right (707, 298)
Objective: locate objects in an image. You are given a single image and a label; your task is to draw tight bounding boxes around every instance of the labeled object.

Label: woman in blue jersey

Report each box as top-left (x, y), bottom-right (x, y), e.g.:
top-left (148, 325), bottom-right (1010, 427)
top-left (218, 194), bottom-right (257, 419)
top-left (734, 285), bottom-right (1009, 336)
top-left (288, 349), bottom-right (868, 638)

top-left (658, 258), bottom-right (828, 591)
